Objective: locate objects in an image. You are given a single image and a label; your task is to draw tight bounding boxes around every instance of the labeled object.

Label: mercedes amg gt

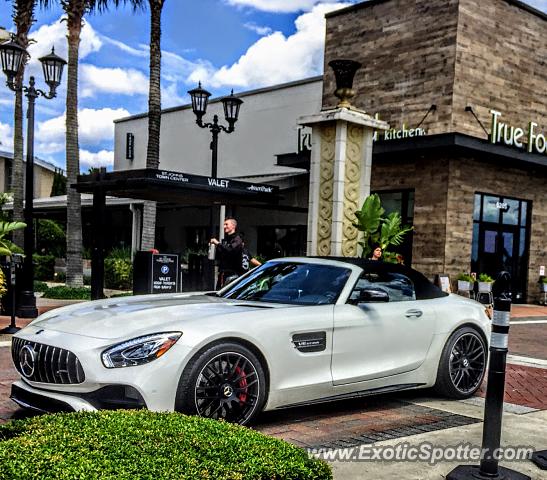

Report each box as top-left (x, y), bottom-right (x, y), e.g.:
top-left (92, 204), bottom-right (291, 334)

top-left (11, 257), bottom-right (490, 425)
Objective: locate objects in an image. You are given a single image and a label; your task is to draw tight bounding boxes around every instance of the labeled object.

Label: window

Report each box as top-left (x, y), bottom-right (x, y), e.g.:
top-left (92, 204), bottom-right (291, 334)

top-left (350, 271), bottom-right (416, 302)
top-left (221, 261), bottom-right (351, 305)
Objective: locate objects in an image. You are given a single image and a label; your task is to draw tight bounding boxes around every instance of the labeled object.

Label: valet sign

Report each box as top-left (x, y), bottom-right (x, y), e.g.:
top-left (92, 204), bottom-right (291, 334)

top-left (152, 254), bottom-right (179, 293)
top-left (490, 110), bottom-right (547, 155)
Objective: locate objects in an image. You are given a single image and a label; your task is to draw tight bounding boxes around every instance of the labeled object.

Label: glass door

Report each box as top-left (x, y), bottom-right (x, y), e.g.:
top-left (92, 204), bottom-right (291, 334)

top-left (471, 194), bottom-right (530, 302)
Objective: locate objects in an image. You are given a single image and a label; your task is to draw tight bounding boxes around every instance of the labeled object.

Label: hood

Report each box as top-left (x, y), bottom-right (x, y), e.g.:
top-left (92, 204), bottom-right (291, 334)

top-left (28, 293), bottom-right (281, 340)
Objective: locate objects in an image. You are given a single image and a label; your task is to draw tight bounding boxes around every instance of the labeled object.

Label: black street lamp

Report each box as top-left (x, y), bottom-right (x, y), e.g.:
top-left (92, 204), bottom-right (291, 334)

top-left (188, 82), bottom-right (243, 178)
top-left (0, 39), bottom-right (66, 317)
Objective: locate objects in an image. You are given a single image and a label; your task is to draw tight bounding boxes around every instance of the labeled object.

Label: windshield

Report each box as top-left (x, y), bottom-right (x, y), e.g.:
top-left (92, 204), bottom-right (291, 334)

top-left (219, 261), bottom-right (351, 305)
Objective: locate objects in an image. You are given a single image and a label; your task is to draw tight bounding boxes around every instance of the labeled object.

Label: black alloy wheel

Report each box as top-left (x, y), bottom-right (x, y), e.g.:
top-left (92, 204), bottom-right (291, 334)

top-left (176, 343), bottom-right (266, 425)
top-left (434, 327), bottom-right (487, 399)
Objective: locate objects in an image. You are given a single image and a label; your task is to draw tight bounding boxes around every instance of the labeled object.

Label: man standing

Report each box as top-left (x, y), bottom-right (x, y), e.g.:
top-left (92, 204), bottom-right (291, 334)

top-left (210, 217), bottom-right (243, 289)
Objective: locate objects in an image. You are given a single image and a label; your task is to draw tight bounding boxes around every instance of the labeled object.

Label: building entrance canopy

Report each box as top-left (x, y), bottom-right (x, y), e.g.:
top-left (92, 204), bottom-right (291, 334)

top-left (75, 167), bottom-right (280, 205)
top-left (75, 168), bottom-right (280, 300)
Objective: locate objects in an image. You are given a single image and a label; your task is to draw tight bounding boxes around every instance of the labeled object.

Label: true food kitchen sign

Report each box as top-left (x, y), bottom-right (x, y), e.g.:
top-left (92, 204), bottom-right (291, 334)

top-left (490, 110), bottom-right (546, 155)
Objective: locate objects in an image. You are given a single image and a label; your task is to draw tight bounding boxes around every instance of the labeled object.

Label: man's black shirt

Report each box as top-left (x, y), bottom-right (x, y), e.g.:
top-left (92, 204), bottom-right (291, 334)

top-left (216, 232), bottom-right (243, 274)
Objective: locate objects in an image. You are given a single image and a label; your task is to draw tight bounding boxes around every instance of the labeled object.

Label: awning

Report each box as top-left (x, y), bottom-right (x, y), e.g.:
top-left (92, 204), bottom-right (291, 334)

top-left (75, 168), bottom-right (280, 205)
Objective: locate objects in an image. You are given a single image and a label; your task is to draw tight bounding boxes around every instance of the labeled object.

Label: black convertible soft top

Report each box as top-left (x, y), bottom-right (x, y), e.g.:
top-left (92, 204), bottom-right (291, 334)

top-left (317, 257), bottom-right (449, 300)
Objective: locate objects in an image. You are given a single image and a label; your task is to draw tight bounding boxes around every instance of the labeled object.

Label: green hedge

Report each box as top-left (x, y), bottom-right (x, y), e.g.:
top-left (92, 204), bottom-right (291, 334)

top-left (42, 285), bottom-right (91, 300)
top-left (0, 411), bottom-right (332, 480)
top-left (33, 281), bottom-right (49, 293)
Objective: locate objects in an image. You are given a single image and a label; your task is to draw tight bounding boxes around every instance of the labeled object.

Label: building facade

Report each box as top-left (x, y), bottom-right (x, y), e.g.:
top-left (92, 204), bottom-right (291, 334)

top-left (112, 0), bottom-right (545, 302)
top-left (0, 150), bottom-right (60, 198)
top-left (322, 0), bottom-right (546, 302)
top-left (114, 78), bottom-right (322, 258)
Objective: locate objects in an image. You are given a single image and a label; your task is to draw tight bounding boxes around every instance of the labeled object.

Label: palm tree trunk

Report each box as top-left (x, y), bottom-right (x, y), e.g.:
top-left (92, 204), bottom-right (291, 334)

top-left (65, 1), bottom-right (84, 287)
top-left (11, 90), bottom-right (25, 248)
top-left (141, 1), bottom-right (164, 250)
top-left (11, 0), bottom-right (37, 248)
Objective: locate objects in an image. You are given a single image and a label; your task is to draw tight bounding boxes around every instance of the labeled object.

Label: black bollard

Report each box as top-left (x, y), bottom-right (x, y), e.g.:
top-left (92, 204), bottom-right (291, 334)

top-left (446, 272), bottom-right (530, 480)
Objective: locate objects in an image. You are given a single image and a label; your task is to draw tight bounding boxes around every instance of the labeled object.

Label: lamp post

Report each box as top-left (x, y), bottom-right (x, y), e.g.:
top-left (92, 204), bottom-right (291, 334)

top-left (0, 39), bottom-right (66, 318)
top-left (187, 83), bottom-right (243, 178)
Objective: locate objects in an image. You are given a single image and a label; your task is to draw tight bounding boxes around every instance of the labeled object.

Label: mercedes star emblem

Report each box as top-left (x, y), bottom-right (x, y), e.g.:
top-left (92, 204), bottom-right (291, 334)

top-left (19, 344), bottom-right (36, 378)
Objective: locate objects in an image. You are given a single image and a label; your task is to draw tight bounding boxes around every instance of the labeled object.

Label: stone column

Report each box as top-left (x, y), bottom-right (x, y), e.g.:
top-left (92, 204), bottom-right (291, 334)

top-left (299, 107), bottom-right (388, 257)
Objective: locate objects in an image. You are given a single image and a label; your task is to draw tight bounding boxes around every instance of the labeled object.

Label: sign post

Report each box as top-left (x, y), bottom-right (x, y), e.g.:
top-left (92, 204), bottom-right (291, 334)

top-left (133, 251), bottom-right (179, 295)
top-left (0, 254), bottom-right (24, 334)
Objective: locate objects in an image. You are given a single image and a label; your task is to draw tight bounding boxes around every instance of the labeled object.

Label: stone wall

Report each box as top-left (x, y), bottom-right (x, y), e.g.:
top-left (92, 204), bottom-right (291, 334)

top-left (371, 154), bottom-right (449, 279)
top-left (324, 0), bottom-right (546, 139)
top-left (371, 152), bottom-right (547, 302)
top-left (453, 0), bottom-right (547, 139)
top-left (324, 0), bottom-right (459, 134)
top-left (446, 156), bottom-right (547, 303)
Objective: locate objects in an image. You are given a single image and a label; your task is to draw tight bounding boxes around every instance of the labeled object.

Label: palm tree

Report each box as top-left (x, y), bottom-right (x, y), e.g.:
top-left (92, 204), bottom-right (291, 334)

top-left (140, 0), bottom-right (165, 250)
top-left (10, 0), bottom-right (38, 249)
top-left (60, 0), bottom-right (143, 286)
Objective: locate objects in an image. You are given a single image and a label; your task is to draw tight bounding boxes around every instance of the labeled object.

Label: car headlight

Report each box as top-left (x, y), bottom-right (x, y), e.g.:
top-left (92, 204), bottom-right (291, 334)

top-left (101, 332), bottom-right (182, 368)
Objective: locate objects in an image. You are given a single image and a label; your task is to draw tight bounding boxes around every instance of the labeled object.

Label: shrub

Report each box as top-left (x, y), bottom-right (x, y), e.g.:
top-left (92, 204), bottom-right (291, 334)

top-left (107, 246), bottom-right (131, 259)
top-left (36, 219), bottom-right (66, 258)
top-left (0, 411), bottom-right (332, 480)
top-left (33, 281), bottom-right (49, 293)
top-left (478, 273), bottom-right (494, 283)
top-left (457, 273), bottom-right (474, 282)
top-left (0, 267), bottom-right (6, 298)
top-left (33, 254), bottom-right (55, 281)
top-left (104, 258), bottom-right (133, 290)
top-left (42, 286), bottom-right (91, 300)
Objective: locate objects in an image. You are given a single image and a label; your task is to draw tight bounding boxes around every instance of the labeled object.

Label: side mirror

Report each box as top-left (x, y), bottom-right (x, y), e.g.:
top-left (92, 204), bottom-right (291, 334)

top-left (349, 288), bottom-right (389, 304)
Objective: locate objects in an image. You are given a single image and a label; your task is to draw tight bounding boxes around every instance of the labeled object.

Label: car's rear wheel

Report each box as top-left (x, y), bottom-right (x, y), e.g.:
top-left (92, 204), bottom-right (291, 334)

top-left (434, 327), bottom-right (487, 399)
top-left (175, 342), bottom-right (266, 425)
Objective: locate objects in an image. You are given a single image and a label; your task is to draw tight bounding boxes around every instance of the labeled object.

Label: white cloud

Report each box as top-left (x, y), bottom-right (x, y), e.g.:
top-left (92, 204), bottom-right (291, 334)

top-left (0, 122), bottom-right (14, 150)
top-left (80, 64), bottom-right (149, 97)
top-left (243, 22), bottom-right (273, 36)
top-left (79, 149), bottom-right (114, 169)
top-left (37, 107), bottom-right (130, 151)
top-left (25, 17), bottom-right (102, 76)
top-left (198, 2), bottom-right (350, 88)
top-left (100, 35), bottom-right (149, 57)
top-left (226, 0), bottom-right (328, 13)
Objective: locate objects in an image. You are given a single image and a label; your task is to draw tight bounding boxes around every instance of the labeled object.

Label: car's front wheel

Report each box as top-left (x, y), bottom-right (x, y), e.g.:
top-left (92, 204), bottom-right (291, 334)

top-left (434, 327), bottom-right (487, 399)
top-left (175, 342), bottom-right (266, 425)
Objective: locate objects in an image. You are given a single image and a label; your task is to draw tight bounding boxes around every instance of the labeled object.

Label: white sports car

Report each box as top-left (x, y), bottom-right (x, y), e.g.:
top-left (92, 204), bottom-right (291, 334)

top-left (11, 257), bottom-right (490, 425)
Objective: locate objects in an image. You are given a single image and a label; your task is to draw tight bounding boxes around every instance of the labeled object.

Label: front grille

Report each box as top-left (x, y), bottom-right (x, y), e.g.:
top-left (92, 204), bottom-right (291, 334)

top-left (11, 337), bottom-right (85, 384)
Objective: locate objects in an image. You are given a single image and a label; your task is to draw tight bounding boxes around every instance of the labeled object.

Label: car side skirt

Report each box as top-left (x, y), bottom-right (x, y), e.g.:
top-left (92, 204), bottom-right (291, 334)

top-left (278, 382), bottom-right (427, 409)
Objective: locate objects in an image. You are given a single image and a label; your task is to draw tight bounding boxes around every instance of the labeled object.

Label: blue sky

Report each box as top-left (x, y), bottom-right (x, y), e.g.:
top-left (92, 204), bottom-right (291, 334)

top-left (0, 0), bottom-right (546, 172)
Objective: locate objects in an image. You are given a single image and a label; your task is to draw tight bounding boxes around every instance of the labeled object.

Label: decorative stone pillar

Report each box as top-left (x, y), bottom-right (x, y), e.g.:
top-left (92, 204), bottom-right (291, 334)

top-left (299, 60), bottom-right (388, 257)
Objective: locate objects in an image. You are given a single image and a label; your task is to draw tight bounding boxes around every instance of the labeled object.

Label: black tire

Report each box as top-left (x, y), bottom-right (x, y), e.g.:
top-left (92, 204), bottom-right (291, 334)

top-left (175, 342), bottom-right (267, 425)
top-left (434, 326), bottom-right (487, 399)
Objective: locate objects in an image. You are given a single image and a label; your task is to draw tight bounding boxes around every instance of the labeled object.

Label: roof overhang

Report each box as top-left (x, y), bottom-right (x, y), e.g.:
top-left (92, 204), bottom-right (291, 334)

top-left (75, 168), bottom-right (280, 205)
top-left (373, 132), bottom-right (547, 170)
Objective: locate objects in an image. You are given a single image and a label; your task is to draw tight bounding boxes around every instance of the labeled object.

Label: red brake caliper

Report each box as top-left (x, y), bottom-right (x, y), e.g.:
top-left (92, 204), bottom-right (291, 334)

top-left (235, 366), bottom-right (247, 404)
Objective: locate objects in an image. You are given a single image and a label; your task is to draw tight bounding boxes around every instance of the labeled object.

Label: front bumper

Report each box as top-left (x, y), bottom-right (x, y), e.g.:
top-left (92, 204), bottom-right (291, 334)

top-left (11, 381), bottom-right (148, 413)
top-left (11, 327), bottom-right (195, 413)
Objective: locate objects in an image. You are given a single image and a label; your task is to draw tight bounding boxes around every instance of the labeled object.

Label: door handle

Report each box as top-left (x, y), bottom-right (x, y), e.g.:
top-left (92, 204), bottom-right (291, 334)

top-left (405, 309), bottom-right (423, 318)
